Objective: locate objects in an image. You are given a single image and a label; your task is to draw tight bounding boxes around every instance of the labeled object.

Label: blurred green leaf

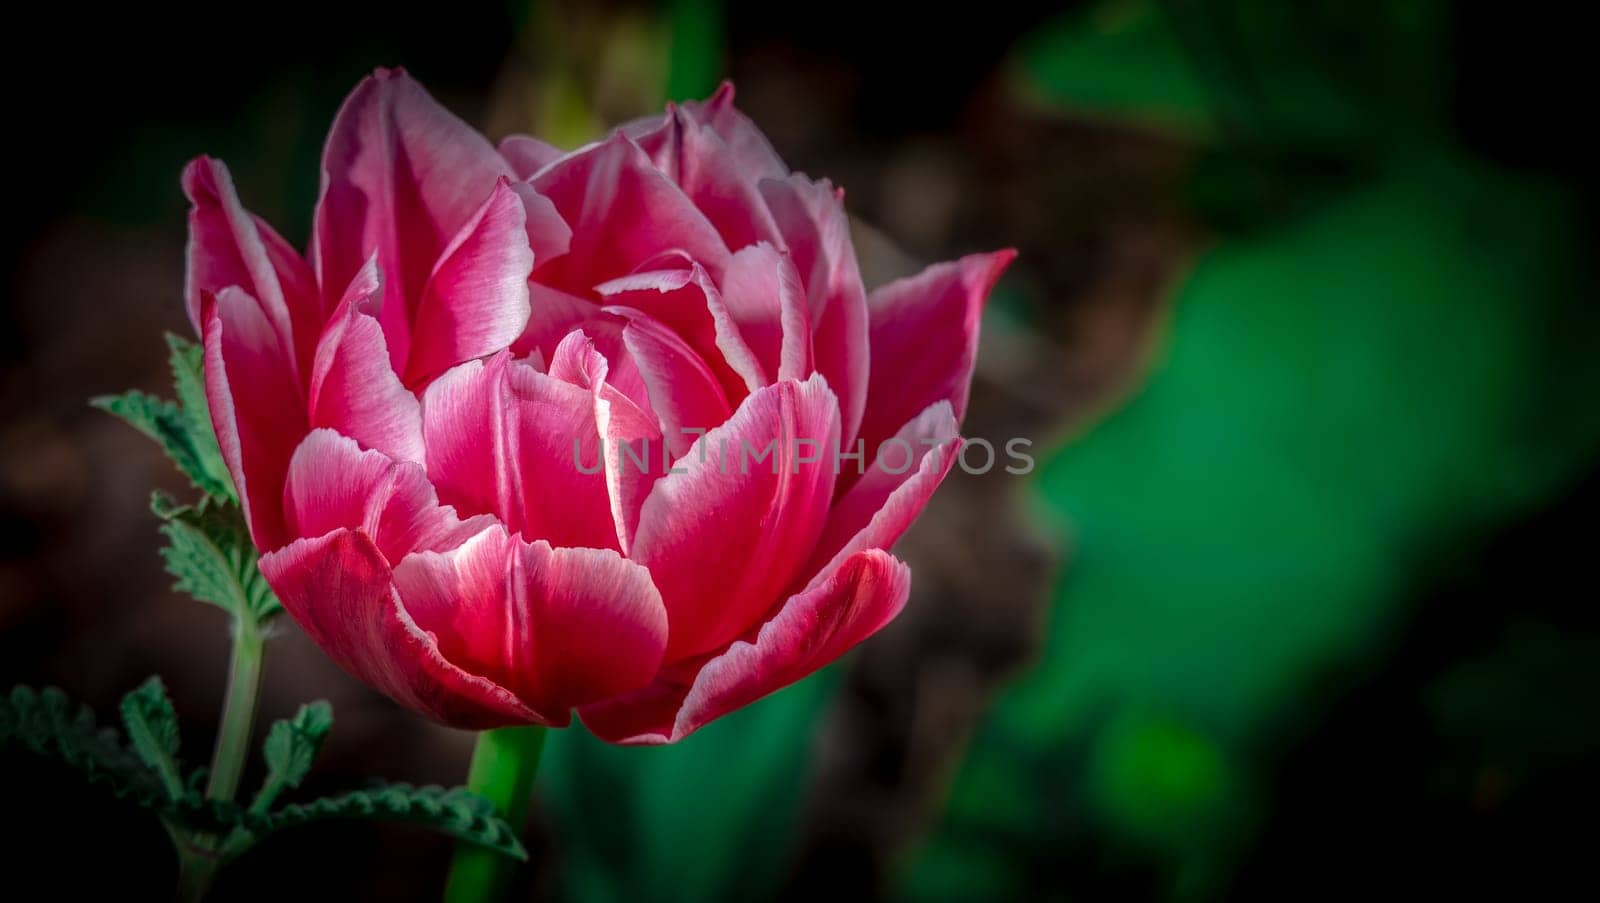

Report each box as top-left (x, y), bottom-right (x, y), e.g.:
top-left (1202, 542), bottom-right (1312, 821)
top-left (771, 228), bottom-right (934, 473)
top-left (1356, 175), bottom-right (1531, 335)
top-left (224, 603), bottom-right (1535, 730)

top-left (901, 151), bottom-right (1600, 899)
top-left (1015, 0), bottom-right (1451, 155)
top-left (543, 671), bottom-right (837, 903)
top-left (119, 677), bottom-right (186, 802)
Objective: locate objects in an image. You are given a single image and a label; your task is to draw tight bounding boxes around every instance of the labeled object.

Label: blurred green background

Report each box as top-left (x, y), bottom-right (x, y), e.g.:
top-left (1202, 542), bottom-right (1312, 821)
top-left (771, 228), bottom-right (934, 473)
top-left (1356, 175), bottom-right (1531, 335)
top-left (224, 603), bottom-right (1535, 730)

top-left (4, 1), bottom-right (1598, 900)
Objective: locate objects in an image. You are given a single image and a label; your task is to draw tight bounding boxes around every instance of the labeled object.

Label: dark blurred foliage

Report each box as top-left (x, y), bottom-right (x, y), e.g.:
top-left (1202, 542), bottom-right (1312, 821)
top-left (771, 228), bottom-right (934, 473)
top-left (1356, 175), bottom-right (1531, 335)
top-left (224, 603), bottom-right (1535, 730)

top-left (3, 1), bottom-right (1598, 900)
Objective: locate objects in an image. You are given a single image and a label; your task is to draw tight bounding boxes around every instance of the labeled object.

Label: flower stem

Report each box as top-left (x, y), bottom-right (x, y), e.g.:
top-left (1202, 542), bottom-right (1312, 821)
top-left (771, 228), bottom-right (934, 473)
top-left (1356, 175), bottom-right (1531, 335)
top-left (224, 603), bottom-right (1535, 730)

top-left (207, 616), bottom-right (265, 802)
top-left (443, 726), bottom-right (547, 903)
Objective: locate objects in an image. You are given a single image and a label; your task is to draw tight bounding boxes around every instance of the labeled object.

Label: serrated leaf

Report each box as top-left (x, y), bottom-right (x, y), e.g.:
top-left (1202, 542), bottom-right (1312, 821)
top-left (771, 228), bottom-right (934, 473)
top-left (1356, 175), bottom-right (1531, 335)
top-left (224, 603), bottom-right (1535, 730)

top-left (1, 684), bottom-right (168, 808)
top-left (91, 390), bottom-right (233, 503)
top-left (153, 494), bottom-right (279, 622)
top-left (250, 701), bottom-right (333, 814)
top-left (165, 333), bottom-right (235, 503)
top-left (224, 783), bottom-right (526, 863)
top-left (120, 677), bottom-right (185, 801)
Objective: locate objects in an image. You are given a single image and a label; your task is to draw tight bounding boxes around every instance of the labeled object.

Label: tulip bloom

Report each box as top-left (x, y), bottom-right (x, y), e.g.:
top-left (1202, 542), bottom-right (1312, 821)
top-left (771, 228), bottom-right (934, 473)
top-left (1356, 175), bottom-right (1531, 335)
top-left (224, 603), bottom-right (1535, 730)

top-left (187, 68), bottom-right (1013, 743)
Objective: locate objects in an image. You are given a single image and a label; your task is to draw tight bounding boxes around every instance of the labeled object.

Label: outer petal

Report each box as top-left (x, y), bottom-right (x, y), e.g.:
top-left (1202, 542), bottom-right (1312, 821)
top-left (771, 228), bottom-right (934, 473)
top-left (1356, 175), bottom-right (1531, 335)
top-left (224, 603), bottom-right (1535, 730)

top-left (260, 529), bottom-right (540, 728)
top-left (183, 156), bottom-right (319, 376)
top-left (759, 175), bottom-right (869, 447)
top-left (202, 286), bottom-right (307, 550)
top-left (307, 258), bottom-right (426, 465)
top-left (282, 429), bottom-right (486, 562)
top-left (630, 375), bottom-right (840, 661)
top-left (857, 249), bottom-right (1017, 459)
top-left (581, 549), bottom-right (910, 744)
top-left (404, 178), bottom-right (534, 386)
top-left (393, 526), bottom-right (668, 720)
top-left (421, 353), bottom-right (616, 550)
top-left (530, 132), bottom-right (730, 294)
top-left (312, 68), bottom-right (513, 350)
top-left (806, 401), bottom-right (960, 583)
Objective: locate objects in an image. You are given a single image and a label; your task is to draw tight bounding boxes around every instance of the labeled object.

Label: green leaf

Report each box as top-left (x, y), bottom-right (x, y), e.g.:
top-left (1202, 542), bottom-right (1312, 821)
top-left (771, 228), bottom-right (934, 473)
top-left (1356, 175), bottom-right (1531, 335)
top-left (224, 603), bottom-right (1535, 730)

top-left (165, 333), bottom-right (234, 502)
top-left (152, 493), bottom-right (280, 622)
top-left (119, 677), bottom-right (186, 801)
top-left (91, 334), bottom-right (234, 504)
top-left (250, 701), bottom-right (333, 814)
top-left (227, 783), bottom-right (526, 863)
top-left (1, 684), bottom-right (168, 808)
top-left (902, 153), bottom-right (1600, 900)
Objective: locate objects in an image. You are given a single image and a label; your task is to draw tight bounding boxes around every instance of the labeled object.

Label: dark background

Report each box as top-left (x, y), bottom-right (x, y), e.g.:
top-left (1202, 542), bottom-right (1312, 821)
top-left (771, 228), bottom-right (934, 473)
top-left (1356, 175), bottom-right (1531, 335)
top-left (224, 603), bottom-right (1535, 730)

top-left (4, 1), bottom-right (1598, 899)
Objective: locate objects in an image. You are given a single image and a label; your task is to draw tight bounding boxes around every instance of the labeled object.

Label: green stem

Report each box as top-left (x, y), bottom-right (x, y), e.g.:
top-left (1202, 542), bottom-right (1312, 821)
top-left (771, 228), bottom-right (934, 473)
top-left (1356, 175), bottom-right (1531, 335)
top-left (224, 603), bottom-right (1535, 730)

top-left (175, 845), bottom-right (221, 903)
top-left (207, 616), bottom-right (265, 802)
top-left (442, 726), bottom-right (547, 903)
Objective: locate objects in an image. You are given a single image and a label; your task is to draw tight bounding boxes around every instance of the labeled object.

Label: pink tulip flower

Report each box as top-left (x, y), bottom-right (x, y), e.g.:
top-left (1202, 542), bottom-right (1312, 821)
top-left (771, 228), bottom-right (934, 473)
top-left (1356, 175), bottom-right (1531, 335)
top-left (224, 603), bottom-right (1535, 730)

top-left (187, 68), bottom-right (1013, 743)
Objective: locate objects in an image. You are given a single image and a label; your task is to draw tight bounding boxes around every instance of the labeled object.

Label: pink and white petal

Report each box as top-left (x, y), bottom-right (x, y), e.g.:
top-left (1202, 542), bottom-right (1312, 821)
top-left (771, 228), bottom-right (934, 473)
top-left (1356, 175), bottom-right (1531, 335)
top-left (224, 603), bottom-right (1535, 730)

top-left (530, 133), bottom-right (730, 294)
top-left (759, 175), bottom-right (869, 447)
top-left (807, 401), bottom-right (960, 583)
top-left (681, 81), bottom-right (789, 184)
top-left (404, 178), bottom-right (534, 386)
top-left (421, 355), bottom-right (516, 522)
top-left (308, 262), bottom-right (426, 466)
top-left (596, 265), bottom-right (765, 401)
top-left (718, 243), bottom-right (813, 382)
top-left (260, 529), bottom-right (541, 729)
top-left (507, 180), bottom-right (573, 267)
top-left (394, 527), bottom-right (667, 718)
top-left (510, 282), bottom-right (599, 360)
top-left (612, 307), bottom-right (733, 459)
top-left (546, 331), bottom-right (664, 554)
top-left (421, 353), bottom-right (616, 549)
top-left (630, 106), bottom-right (784, 250)
top-left (312, 68), bottom-right (513, 343)
top-left (858, 250), bottom-right (1016, 458)
top-left (630, 375), bottom-right (840, 661)
top-left (499, 134), bottom-right (566, 179)
top-left (282, 429), bottom-right (482, 563)
top-left (202, 287), bottom-right (308, 551)
top-left (183, 156), bottom-right (317, 377)
top-left (581, 549), bottom-right (909, 744)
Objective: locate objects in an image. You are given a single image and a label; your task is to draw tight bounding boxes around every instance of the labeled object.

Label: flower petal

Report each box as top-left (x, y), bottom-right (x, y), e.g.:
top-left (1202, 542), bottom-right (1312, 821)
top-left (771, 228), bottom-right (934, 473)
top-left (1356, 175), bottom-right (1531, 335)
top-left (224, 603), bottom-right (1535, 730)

top-left (681, 81), bottom-right (789, 184)
top-left (596, 265), bottom-right (764, 401)
top-left (183, 156), bottom-right (319, 376)
top-left (307, 258), bottom-right (426, 465)
top-left (312, 68), bottom-right (512, 358)
top-left (393, 525), bottom-right (668, 720)
top-left (718, 243), bottom-right (813, 383)
top-left (580, 549), bottom-right (909, 743)
top-left (610, 306), bottom-right (733, 459)
top-left (202, 286), bottom-right (307, 550)
top-left (403, 178), bottom-right (534, 386)
top-left (260, 529), bottom-right (539, 729)
top-left (282, 429), bottom-right (486, 562)
top-left (530, 132), bottom-right (730, 294)
top-left (630, 105), bottom-right (784, 250)
top-left (759, 175), bottom-right (870, 447)
top-left (421, 353), bottom-right (616, 550)
top-left (499, 134), bottom-right (566, 179)
top-left (807, 401), bottom-right (960, 583)
top-left (857, 249), bottom-right (1016, 459)
top-left (631, 375), bottom-right (840, 661)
